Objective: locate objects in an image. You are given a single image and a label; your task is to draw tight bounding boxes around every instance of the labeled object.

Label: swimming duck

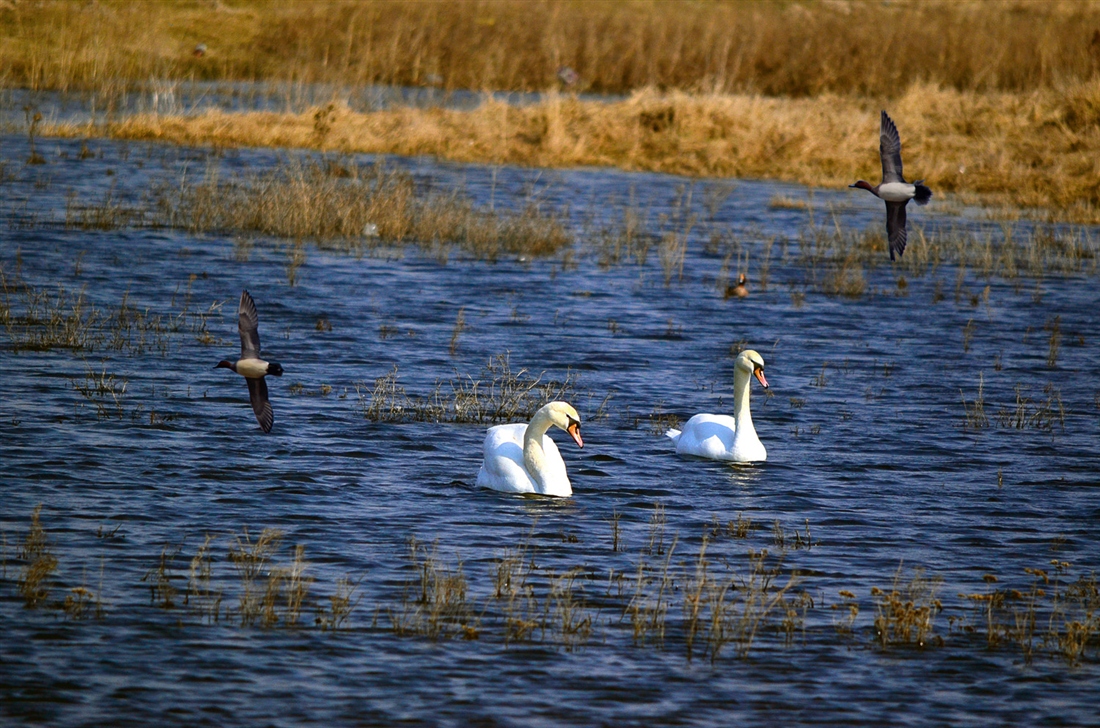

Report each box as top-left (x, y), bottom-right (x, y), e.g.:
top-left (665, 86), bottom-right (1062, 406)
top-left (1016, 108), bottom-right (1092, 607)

top-left (725, 273), bottom-right (749, 299)
top-left (849, 110), bottom-right (932, 260)
top-left (476, 401), bottom-right (584, 497)
top-left (666, 349), bottom-right (768, 462)
top-left (215, 290), bottom-right (283, 433)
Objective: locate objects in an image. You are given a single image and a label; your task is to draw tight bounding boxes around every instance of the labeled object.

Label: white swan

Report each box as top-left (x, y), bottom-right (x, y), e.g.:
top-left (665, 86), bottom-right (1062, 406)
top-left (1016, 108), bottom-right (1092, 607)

top-left (476, 401), bottom-right (584, 497)
top-left (666, 349), bottom-right (769, 462)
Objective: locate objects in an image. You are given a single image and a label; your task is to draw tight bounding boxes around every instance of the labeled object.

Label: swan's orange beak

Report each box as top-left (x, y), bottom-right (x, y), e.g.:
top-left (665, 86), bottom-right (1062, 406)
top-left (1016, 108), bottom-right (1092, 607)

top-left (567, 422), bottom-right (584, 448)
top-left (754, 369), bottom-right (769, 389)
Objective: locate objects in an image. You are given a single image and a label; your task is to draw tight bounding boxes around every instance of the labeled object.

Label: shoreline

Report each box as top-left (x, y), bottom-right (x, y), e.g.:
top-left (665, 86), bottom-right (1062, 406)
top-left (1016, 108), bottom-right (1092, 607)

top-left (38, 84), bottom-right (1100, 224)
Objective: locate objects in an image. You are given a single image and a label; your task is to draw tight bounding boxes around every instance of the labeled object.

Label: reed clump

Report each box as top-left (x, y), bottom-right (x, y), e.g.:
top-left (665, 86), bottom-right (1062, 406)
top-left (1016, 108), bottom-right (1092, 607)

top-left (0, 271), bottom-right (174, 355)
top-left (70, 361), bottom-right (128, 420)
top-left (963, 376), bottom-right (1065, 433)
top-left (959, 564), bottom-right (1099, 665)
top-left (390, 538), bottom-right (479, 641)
top-left (158, 157), bottom-right (572, 260)
top-left (17, 505), bottom-right (58, 608)
top-left (357, 353), bottom-right (583, 424)
top-left (872, 566), bottom-right (943, 648)
top-left (798, 219), bottom-right (1098, 285)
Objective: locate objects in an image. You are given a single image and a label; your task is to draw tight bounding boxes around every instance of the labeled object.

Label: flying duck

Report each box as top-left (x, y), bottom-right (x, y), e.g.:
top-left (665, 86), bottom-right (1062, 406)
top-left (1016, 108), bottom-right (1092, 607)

top-left (850, 110), bottom-right (932, 260)
top-left (215, 290), bottom-right (283, 433)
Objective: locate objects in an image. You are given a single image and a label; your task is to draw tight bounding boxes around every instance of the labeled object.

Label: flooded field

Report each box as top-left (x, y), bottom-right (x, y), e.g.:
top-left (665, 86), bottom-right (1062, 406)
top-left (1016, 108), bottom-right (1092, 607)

top-left (2, 125), bottom-right (1099, 726)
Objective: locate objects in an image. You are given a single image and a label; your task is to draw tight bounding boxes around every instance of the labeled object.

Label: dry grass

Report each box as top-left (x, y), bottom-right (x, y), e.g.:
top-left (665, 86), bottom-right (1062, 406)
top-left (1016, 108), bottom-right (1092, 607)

top-left (39, 81), bottom-right (1100, 221)
top-left (357, 353), bottom-right (584, 424)
top-left (390, 538), bottom-right (479, 641)
top-left (5, 507), bottom-right (1097, 663)
top-left (962, 375), bottom-right (1066, 432)
top-left (958, 564), bottom-right (1100, 665)
top-left (156, 156), bottom-right (572, 260)
top-left (0, 269), bottom-right (219, 355)
top-left (185, 534), bottom-right (222, 624)
top-left (5, 1), bottom-right (1100, 98)
top-left (17, 505), bottom-right (57, 608)
top-left (141, 543), bottom-right (182, 610)
top-left (70, 361), bottom-right (128, 420)
top-left (872, 566), bottom-right (943, 648)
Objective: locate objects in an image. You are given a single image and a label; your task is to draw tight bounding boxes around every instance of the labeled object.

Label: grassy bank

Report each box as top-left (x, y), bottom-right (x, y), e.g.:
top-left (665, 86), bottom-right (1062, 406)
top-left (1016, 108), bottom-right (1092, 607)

top-left (3, 1), bottom-right (1099, 97)
top-left (12, 1), bottom-right (1100, 219)
top-left (45, 82), bottom-right (1100, 222)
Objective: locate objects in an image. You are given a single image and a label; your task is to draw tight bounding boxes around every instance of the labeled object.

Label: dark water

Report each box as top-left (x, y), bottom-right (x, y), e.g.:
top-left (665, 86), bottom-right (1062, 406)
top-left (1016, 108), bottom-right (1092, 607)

top-left (2, 131), bottom-right (1099, 727)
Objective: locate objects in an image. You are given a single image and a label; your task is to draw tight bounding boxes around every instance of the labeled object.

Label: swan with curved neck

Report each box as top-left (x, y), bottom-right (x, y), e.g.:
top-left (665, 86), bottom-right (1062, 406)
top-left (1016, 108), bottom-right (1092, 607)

top-left (477, 401), bottom-right (584, 497)
top-left (666, 350), bottom-right (769, 462)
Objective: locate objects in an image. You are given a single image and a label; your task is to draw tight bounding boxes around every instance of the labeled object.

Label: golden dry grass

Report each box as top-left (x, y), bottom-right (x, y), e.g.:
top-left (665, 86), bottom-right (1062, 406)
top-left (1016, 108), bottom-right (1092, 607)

top-left (47, 82), bottom-right (1100, 221)
top-left (4, 1), bottom-right (1100, 97)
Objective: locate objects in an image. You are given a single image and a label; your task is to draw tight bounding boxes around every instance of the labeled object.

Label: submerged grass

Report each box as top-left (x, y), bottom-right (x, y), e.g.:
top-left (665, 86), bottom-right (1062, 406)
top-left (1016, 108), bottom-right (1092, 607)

top-left (962, 375), bottom-right (1066, 433)
top-left (3, 508), bottom-right (1097, 663)
top-left (157, 157), bottom-right (572, 260)
top-left (0, 268), bottom-right (217, 355)
top-left (390, 538), bottom-right (479, 641)
top-left (357, 353), bottom-right (584, 424)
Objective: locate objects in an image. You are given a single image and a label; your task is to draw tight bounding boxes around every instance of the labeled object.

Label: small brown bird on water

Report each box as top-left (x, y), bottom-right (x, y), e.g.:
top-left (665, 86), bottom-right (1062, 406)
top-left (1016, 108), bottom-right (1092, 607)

top-left (725, 273), bottom-right (749, 299)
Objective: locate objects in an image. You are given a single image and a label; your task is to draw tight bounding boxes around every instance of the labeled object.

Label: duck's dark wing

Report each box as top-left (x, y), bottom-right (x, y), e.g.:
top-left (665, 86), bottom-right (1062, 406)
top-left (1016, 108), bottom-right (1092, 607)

top-left (239, 290), bottom-right (262, 358)
top-left (879, 110), bottom-right (905, 184)
top-left (247, 376), bottom-right (274, 433)
top-left (885, 200), bottom-right (908, 261)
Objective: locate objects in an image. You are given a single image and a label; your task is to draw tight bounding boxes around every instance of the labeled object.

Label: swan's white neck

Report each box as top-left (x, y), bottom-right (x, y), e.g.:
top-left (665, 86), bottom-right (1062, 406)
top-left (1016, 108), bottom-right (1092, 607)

top-left (523, 408), bottom-right (556, 493)
top-left (733, 368), bottom-right (757, 441)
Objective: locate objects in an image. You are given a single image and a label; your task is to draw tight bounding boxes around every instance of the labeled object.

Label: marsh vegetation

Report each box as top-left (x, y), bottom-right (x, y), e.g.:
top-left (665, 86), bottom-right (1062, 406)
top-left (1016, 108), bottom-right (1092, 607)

top-left (6, 2), bottom-right (1099, 220)
top-left (5, 506), bottom-right (1097, 665)
top-left (3, 1), bottom-right (1096, 98)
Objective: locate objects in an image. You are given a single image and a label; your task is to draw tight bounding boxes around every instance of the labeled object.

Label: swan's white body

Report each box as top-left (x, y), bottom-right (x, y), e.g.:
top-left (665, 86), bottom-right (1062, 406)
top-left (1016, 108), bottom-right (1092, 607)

top-left (477, 402), bottom-right (583, 497)
top-left (666, 350), bottom-right (768, 463)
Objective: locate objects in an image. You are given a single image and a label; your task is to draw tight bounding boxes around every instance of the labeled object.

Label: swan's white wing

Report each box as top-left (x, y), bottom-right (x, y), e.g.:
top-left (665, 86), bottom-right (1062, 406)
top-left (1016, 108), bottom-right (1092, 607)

top-left (673, 414), bottom-right (739, 460)
top-left (477, 424), bottom-right (537, 493)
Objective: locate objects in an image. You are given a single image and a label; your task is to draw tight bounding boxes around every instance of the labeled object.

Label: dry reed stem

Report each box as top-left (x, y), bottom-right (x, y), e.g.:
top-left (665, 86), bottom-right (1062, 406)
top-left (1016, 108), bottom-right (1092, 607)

top-left (42, 81), bottom-right (1100, 221)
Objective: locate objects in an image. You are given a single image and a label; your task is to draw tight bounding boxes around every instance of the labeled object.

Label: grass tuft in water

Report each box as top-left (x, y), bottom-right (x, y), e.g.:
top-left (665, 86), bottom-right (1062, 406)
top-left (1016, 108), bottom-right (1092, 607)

top-left (358, 353), bottom-right (583, 424)
top-left (390, 538), bottom-right (478, 641)
top-left (17, 505), bottom-right (57, 608)
top-left (872, 565), bottom-right (942, 649)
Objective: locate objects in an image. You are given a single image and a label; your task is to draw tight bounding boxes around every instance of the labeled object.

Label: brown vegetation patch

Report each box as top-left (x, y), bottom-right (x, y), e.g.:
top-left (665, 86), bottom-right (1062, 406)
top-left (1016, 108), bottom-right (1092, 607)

top-left (4, 1), bottom-right (1099, 97)
top-left (48, 82), bottom-right (1100, 222)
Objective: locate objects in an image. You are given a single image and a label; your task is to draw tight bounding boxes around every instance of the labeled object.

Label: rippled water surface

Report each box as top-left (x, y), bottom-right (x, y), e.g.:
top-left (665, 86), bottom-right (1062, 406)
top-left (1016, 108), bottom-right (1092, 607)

top-left (2, 129), bottom-right (1100, 727)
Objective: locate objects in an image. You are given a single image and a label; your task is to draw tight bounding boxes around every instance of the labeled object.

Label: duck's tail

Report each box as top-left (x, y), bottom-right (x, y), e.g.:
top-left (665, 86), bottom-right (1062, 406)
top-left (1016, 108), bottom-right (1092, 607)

top-left (665, 428), bottom-right (682, 444)
top-left (913, 181), bottom-right (932, 206)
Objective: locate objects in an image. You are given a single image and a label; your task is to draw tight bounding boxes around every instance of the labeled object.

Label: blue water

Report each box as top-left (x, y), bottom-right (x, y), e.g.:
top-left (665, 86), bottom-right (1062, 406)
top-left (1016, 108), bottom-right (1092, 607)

top-left (2, 130), bottom-right (1099, 727)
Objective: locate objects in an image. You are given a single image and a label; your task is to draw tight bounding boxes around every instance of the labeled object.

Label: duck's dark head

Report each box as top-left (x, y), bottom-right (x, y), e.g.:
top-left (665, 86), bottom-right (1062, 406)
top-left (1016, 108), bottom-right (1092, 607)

top-left (214, 360), bottom-right (235, 371)
top-left (849, 180), bottom-right (876, 194)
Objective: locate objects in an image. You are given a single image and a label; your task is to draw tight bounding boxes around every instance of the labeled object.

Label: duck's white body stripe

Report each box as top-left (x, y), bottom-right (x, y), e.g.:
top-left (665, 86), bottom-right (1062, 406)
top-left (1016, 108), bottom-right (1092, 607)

top-left (877, 182), bottom-right (916, 202)
top-left (236, 358), bottom-right (269, 378)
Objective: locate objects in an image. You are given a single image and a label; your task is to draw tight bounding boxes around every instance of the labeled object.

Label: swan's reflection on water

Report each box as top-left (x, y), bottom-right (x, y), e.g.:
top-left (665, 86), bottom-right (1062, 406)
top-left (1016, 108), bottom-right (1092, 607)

top-left (726, 461), bottom-right (768, 489)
